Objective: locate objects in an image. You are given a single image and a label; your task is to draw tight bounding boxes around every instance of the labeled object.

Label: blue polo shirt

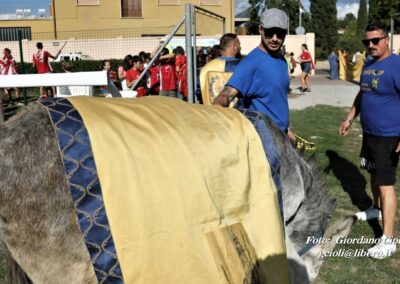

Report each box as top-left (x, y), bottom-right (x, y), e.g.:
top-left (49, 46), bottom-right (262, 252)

top-left (226, 47), bottom-right (290, 131)
top-left (360, 54), bottom-right (400, 136)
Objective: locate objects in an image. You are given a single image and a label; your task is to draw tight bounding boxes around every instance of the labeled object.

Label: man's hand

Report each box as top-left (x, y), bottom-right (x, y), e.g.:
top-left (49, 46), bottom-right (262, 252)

top-left (396, 142), bottom-right (400, 153)
top-left (287, 128), bottom-right (297, 146)
top-left (213, 86), bottom-right (238, 107)
top-left (339, 119), bottom-right (352, 136)
top-left (340, 93), bottom-right (360, 137)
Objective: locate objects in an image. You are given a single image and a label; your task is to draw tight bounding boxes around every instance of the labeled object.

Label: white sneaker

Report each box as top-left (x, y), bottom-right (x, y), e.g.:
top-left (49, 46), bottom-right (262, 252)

top-left (355, 206), bottom-right (382, 221)
top-left (367, 235), bottom-right (397, 259)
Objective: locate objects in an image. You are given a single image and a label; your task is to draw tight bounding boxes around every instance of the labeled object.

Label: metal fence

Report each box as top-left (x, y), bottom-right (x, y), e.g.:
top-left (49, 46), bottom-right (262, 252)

top-left (1, 26), bottom-right (175, 63)
top-left (1, 5), bottom-right (225, 63)
top-left (0, 4), bottom-right (225, 105)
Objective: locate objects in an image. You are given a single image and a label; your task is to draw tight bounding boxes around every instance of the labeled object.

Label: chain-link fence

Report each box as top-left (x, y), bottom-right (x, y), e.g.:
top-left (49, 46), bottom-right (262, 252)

top-left (1, 6), bottom-right (225, 65)
top-left (0, 4), bottom-right (226, 115)
top-left (2, 26), bottom-right (175, 64)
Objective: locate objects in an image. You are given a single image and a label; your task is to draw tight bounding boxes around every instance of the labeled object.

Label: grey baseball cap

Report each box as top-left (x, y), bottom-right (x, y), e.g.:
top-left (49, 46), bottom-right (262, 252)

top-left (260, 8), bottom-right (289, 30)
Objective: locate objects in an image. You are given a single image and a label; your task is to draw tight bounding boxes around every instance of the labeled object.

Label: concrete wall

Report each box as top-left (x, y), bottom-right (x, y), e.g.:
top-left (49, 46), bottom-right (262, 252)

top-left (392, 34), bottom-right (400, 54)
top-left (0, 0), bottom-right (233, 39)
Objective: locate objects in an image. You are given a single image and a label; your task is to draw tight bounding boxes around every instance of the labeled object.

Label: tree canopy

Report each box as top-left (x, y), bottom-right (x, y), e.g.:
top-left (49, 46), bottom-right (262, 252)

top-left (336, 18), bottom-right (364, 54)
top-left (357, 0), bottom-right (368, 34)
top-left (310, 0), bottom-right (338, 58)
top-left (368, 0), bottom-right (400, 33)
top-left (338, 13), bottom-right (356, 29)
top-left (246, 0), bottom-right (312, 35)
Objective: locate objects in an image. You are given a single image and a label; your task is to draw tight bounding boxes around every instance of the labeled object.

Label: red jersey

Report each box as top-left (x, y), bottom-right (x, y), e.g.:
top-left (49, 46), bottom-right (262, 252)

top-left (126, 68), bottom-right (140, 84)
top-left (109, 70), bottom-right (117, 82)
top-left (175, 55), bottom-right (187, 81)
top-left (300, 50), bottom-right (315, 69)
top-left (1, 54), bottom-right (18, 75)
top-left (147, 65), bottom-right (160, 94)
top-left (101, 70), bottom-right (118, 92)
top-left (126, 68), bottom-right (147, 97)
top-left (32, 50), bottom-right (52, 73)
top-left (159, 62), bottom-right (177, 91)
top-left (175, 55), bottom-right (187, 98)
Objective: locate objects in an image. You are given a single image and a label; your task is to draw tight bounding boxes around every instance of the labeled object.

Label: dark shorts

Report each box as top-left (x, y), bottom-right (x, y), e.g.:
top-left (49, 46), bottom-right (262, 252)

top-left (301, 62), bottom-right (311, 74)
top-left (360, 133), bottom-right (400, 185)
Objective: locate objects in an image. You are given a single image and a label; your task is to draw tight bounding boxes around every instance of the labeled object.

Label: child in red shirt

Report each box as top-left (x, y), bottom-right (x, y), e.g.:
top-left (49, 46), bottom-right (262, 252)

top-left (32, 42), bottom-right (61, 98)
top-left (147, 59), bottom-right (160, 95)
top-left (126, 56), bottom-right (147, 97)
top-left (1, 48), bottom-right (21, 104)
top-left (174, 46), bottom-right (187, 100)
top-left (159, 48), bottom-right (177, 98)
top-left (99, 60), bottom-right (121, 95)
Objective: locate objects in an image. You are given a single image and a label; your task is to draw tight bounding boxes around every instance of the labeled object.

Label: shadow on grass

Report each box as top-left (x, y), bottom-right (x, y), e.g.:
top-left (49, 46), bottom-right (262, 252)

top-left (324, 150), bottom-right (383, 237)
top-left (324, 150), bottom-right (372, 210)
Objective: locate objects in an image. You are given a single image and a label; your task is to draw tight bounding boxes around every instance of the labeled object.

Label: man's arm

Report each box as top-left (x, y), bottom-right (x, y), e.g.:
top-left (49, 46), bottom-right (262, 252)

top-left (48, 50), bottom-right (61, 60)
top-left (213, 86), bottom-right (239, 107)
top-left (126, 78), bottom-right (137, 89)
top-left (339, 90), bottom-right (361, 136)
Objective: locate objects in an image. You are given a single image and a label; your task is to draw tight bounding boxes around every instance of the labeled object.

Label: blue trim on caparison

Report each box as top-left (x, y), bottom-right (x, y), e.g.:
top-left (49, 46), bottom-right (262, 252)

top-left (241, 110), bottom-right (284, 220)
top-left (224, 58), bottom-right (241, 72)
top-left (39, 98), bottom-right (123, 283)
top-left (241, 109), bottom-right (325, 256)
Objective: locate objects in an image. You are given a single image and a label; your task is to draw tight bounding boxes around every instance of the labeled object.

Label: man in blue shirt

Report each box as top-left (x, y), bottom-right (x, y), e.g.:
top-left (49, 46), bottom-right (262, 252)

top-left (328, 49), bottom-right (339, 80)
top-left (213, 8), bottom-right (293, 140)
top-left (340, 22), bottom-right (400, 259)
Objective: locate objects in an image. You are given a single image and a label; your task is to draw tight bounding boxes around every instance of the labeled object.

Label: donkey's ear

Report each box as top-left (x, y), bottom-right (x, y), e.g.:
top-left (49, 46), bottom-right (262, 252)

top-left (300, 216), bottom-right (357, 282)
top-left (321, 215), bottom-right (357, 251)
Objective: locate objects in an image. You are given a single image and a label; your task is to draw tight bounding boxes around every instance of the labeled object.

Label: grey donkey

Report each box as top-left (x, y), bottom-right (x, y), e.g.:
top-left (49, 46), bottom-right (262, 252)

top-left (0, 102), bottom-right (355, 283)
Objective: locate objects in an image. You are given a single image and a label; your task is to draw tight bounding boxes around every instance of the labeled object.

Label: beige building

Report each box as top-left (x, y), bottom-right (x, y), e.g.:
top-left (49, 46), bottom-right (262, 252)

top-left (0, 0), bottom-right (235, 40)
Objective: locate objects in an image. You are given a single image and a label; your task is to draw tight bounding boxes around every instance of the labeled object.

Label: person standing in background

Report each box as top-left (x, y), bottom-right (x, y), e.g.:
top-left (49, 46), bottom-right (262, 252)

top-left (298, 43), bottom-right (314, 92)
top-left (159, 48), bottom-right (177, 98)
top-left (328, 49), bottom-right (339, 80)
top-left (126, 56), bottom-right (147, 97)
top-left (174, 46), bottom-right (188, 100)
top-left (1, 48), bottom-right (21, 104)
top-left (200, 33), bottom-right (241, 105)
top-left (339, 22), bottom-right (400, 259)
top-left (32, 42), bottom-right (61, 98)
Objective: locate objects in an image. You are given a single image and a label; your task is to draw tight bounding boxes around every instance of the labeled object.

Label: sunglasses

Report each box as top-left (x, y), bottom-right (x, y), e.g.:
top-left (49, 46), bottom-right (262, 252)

top-left (262, 27), bottom-right (287, 39)
top-left (362, 36), bottom-right (386, 47)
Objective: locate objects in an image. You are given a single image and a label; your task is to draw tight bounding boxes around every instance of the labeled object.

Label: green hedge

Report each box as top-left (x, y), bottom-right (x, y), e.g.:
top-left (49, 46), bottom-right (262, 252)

top-left (17, 59), bottom-right (123, 74)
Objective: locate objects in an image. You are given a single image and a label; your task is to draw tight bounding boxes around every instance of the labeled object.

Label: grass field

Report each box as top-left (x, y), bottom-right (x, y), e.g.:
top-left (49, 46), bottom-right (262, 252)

top-left (0, 104), bottom-right (399, 283)
top-left (290, 105), bottom-right (400, 284)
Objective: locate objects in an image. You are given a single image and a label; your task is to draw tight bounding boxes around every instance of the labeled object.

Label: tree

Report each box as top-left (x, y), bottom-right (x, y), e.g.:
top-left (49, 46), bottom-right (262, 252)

top-left (357, 0), bottom-right (368, 34)
top-left (337, 18), bottom-right (364, 54)
top-left (338, 13), bottom-right (356, 29)
top-left (368, 0), bottom-right (400, 33)
top-left (247, 0), bottom-right (267, 35)
top-left (268, 0), bottom-right (312, 35)
top-left (247, 0), bottom-right (312, 35)
top-left (310, 0), bottom-right (339, 58)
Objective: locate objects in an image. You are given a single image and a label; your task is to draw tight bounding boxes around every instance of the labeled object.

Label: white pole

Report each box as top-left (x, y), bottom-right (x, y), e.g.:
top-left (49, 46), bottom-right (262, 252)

top-left (299, 4), bottom-right (302, 27)
top-left (185, 3), bottom-right (194, 103)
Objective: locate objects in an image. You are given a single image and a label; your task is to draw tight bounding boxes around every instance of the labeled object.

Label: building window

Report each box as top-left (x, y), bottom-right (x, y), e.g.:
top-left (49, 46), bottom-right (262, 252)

top-left (199, 0), bottom-right (221, 5)
top-left (0, 27), bottom-right (32, 41)
top-left (121, 0), bottom-right (142, 17)
top-left (158, 0), bottom-right (180, 5)
top-left (77, 0), bottom-right (100, 5)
